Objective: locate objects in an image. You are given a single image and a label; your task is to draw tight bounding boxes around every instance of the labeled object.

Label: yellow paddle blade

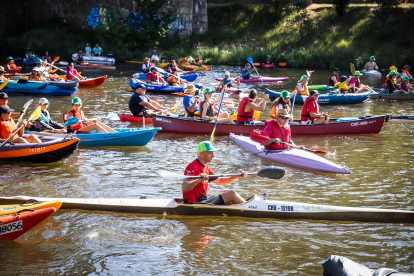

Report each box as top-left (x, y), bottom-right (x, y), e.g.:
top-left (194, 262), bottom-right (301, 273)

top-left (204, 66), bottom-right (211, 71)
top-left (0, 78), bottom-right (10, 91)
top-left (51, 68), bottom-right (59, 73)
top-left (171, 104), bottom-right (177, 113)
top-left (390, 65), bottom-right (398, 72)
top-left (350, 63), bottom-right (355, 75)
top-left (29, 107), bottom-right (42, 121)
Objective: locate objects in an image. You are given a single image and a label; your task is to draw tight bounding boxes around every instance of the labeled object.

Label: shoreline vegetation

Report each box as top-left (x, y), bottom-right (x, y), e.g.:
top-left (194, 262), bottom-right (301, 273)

top-left (1, 3), bottom-right (413, 70)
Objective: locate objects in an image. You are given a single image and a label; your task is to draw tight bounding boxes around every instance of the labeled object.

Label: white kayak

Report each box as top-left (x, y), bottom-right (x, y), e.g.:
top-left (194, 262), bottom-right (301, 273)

top-left (0, 195), bottom-right (412, 223)
top-left (230, 134), bottom-right (351, 174)
top-left (71, 53), bottom-right (115, 65)
top-left (361, 69), bottom-right (382, 77)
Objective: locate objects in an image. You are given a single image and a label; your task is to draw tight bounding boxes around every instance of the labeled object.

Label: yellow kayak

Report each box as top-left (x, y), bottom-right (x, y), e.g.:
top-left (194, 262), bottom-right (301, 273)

top-left (125, 61), bottom-right (169, 69)
top-left (0, 199), bottom-right (62, 216)
top-left (230, 111), bottom-right (261, 121)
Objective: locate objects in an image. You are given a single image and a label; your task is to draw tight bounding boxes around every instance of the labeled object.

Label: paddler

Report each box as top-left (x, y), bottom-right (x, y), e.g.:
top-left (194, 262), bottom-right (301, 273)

top-left (261, 109), bottom-right (304, 150)
top-left (270, 91), bottom-right (299, 125)
top-left (236, 89), bottom-right (268, 125)
top-left (42, 51), bottom-right (52, 63)
top-left (151, 50), bottom-right (159, 63)
top-left (363, 56), bottom-right (378, 71)
top-left (192, 54), bottom-right (202, 66)
top-left (146, 67), bottom-right (167, 85)
top-left (129, 83), bottom-right (171, 117)
top-left (295, 71), bottom-right (313, 95)
top-left (0, 67), bottom-right (8, 82)
top-left (29, 67), bottom-right (46, 81)
top-left (183, 84), bottom-right (201, 117)
top-left (218, 71), bottom-right (240, 91)
top-left (0, 105), bottom-right (42, 144)
top-left (64, 97), bottom-right (117, 133)
top-left (348, 71), bottom-right (370, 93)
top-left (182, 141), bottom-right (247, 205)
top-left (401, 65), bottom-right (413, 83)
top-left (142, 57), bottom-right (151, 74)
top-left (167, 60), bottom-right (182, 73)
top-left (263, 55), bottom-right (274, 66)
top-left (160, 53), bottom-right (169, 64)
top-left (327, 68), bottom-right (340, 89)
top-left (337, 75), bottom-right (351, 94)
top-left (75, 51), bottom-right (88, 64)
top-left (167, 68), bottom-right (186, 86)
top-left (0, 92), bottom-right (21, 118)
top-left (241, 63), bottom-right (260, 80)
top-left (66, 63), bottom-right (80, 81)
top-left (385, 71), bottom-right (407, 94)
top-left (200, 87), bottom-right (235, 124)
top-left (25, 48), bottom-right (36, 61)
top-left (5, 57), bottom-right (22, 74)
top-left (401, 76), bottom-right (414, 93)
top-left (300, 90), bottom-right (330, 125)
top-left (28, 98), bottom-right (66, 133)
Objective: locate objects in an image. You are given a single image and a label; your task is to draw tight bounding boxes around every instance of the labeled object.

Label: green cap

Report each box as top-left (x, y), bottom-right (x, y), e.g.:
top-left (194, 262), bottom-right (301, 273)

top-left (7, 56), bottom-right (13, 60)
top-left (72, 97), bottom-right (82, 105)
top-left (280, 91), bottom-right (290, 99)
top-left (196, 141), bottom-right (220, 153)
top-left (266, 55), bottom-right (270, 58)
top-left (203, 87), bottom-right (213, 94)
top-left (402, 76), bottom-right (410, 81)
top-left (299, 75), bottom-right (307, 81)
top-left (389, 70), bottom-right (398, 76)
top-left (354, 71), bottom-right (363, 76)
top-left (36, 58), bottom-right (42, 63)
top-left (370, 56), bottom-right (375, 61)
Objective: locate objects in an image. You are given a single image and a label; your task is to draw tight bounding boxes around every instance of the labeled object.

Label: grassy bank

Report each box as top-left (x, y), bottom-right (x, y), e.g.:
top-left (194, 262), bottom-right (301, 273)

top-left (1, 4), bottom-right (413, 69)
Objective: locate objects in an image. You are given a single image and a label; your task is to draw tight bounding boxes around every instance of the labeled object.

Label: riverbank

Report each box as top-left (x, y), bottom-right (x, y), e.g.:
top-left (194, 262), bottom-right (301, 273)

top-left (1, 4), bottom-right (413, 69)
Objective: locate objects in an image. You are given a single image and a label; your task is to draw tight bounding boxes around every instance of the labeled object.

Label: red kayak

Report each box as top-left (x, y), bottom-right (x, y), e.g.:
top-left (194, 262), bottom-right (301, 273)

top-left (0, 208), bottom-right (56, 242)
top-left (74, 64), bottom-right (115, 70)
top-left (152, 115), bottom-right (385, 136)
top-left (262, 64), bottom-right (275, 69)
top-left (79, 75), bottom-right (107, 87)
top-left (216, 77), bottom-right (288, 83)
top-left (119, 114), bottom-right (153, 123)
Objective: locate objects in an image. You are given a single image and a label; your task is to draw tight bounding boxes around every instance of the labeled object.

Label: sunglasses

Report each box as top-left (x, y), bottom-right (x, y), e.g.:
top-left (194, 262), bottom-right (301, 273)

top-left (279, 116), bottom-right (290, 120)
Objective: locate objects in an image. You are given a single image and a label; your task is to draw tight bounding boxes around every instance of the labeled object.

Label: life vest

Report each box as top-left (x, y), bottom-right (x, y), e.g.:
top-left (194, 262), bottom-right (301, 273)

top-left (43, 55), bottom-right (51, 62)
top-left (148, 73), bottom-right (159, 82)
top-left (264, 58), bottom-right (271, 64)
top-left (328, 74), bottom-right (338, 86)
top-left (168, 75), bottom-right (177, 84)
top-left (384, 78), bottom-right (397, 94)
top-left (295, 83), bottom-right (309, 95)
top-left (270, 105), bottom-right (277, 120)
top-left (402, 69), bottom-right (414, 81)
top-left (237, 97), bottom-right (255, 123)
top-left (0, 118), bottom-right (18, 140)
top-left (29, 75), bottom-right (45, 81)
top-left (339, 81), bottom-right (348, 94)
top-left (67, 110), bottom-right (86, 130)
top-left (199, 100), bottom-right (214, 118)
top-left (301, 96), bottom-right (318, 121)
top-left (160, 58), bottom-right (168, 63)
top-left (7, 63), bottom-right (19, 74)
top-left (222, 78), bottom-right (232, 86)
top-left (142, 63), bottom-right (150, 73)
top-left (32, 110), bottom-right (51, 130)
top-left (264, 120), bottom-right (291, 151)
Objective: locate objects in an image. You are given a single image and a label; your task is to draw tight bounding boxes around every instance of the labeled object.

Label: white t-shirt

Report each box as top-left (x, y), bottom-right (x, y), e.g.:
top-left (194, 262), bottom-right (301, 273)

top-left (275, 103), bottom-right (284, 113)
top-left (296, 82), bottom-right (305, 91)
top-left (151, 55), bottom-right (159, 62)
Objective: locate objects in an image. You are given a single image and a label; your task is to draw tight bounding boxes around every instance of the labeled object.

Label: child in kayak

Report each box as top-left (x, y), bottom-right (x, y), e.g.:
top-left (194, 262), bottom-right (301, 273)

top-left (401, 76), bottom-right (414, 93)
top-left (337, 75), bottom-right (351, 94)
top-left (385, 71), bottom-right (407, 94)
top-left (348, 71), bottom-right (370, 93)
top-left (217, 71), bottom-right (240, 92)
top-left (200, 87), bottom-right (235, 124)
top-left (295, 71), bottom-right (313, 95)
top-left (192, 55), bottom-right (203, 66)
top-left (167, 68), bottom-right (186, 86)
top-left (29, 98), bottom-right (66, 133)
top-left (241, 63), bottom-right (260, 80)
top-left (5, 57), bottom-right (22, 74)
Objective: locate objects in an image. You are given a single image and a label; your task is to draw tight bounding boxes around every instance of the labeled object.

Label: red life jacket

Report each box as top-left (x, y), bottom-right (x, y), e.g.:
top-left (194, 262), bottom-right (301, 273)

top-left (0, 117), bottom-right (18, 140)
top-left (264, 120), bottom-right (291, 151)
top-left (237, 97), bottom-right (255, 123)
top-left (7, 63), bottom-right (19, 74)
top-left (68, 110), bottom-right (86, 130)
top-left (301, 96), bottom-right (318, 121)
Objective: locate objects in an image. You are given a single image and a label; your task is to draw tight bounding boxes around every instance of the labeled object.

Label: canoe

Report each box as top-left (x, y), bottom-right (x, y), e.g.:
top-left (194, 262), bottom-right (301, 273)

top-left (134, 73), bottom-right (198, 82)
top-left (266, 89), bottom-right (371, 105)
top-left (0, 80), bottom-right (78, 96)
top-left (119, 114), bottom-right (153, 123)
top-left (71, 53), bottom-right (115, 65)
top-left (370, 93), bottom-right (414, 100)
top-left (0, 199), bottom-right (62, 216)
top-left (73, 63), bottom-right (115, 70)
top-left (3, 194), bottom-right (411, 223)
top-left (129, 78), bottom-right (202, 93)
top-left (27, 128), bottom-right (161, 146)
top-left (22, 59), bottom-right (36, 66)
top-left (125, 61), bottom-right (169, 69)
top-left (361, 69), bottom-right (382, 76)
top-left (0, 135), bottom-right (79, 163)
top-left (0, 208), bottom-right (56, 242)
top-left (262, 64), bottom-right (275, 69)
top-left (152, 114), bottom-right (385, 136)
top-left (216, 77), bottom-right (289, 83)
top-left (230, 134), bottom-right (350, 174)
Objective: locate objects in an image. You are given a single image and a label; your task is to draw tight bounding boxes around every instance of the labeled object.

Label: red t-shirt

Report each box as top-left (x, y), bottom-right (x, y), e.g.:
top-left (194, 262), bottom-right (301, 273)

top-left (146, 73), bottom-right (161, 82)
top-left (183, 159), bottom-right (214, 203)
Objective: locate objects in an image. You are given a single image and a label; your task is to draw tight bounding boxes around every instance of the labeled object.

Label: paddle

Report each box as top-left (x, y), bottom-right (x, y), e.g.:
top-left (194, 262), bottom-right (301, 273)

top-left (247, 57), bottom-right (264, 83)
top-left (279, 62), bottom-right (287, 67)
top-left (0, 106), bottom-right (41, 148)
top-left (63, 116), bottom-right (80, 127)
top-left (18, 99), bottom-right (33, 122)
top-left (106, 112), bottom-right (120, 121)
top-left (0, 78), bottom-right (10, 91)
top-left (211, 85), bottom-right (227, 140)
top-left (155, 166), bottom-right (286, 182)
top-left (289, 92), bottom-right (296, 125)
top-left (48, 62), bottom-right (85, 81)
top-left (250, 129), bottom-right (326, 154)
top-left (350, 63), bottom-right (355, 75)
top-left (253, 63), bottom-right (261, 67)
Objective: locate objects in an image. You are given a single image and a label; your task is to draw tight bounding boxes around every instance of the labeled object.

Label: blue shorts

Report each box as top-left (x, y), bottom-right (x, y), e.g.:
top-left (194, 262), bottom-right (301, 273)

top-left (237, 121), bottom-right (255, 125)
top-left (201, 195), bottom-right (225, 205)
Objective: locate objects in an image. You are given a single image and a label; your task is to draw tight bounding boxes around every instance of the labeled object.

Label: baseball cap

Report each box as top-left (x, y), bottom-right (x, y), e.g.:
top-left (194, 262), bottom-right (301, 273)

top-left (72, 97), bottom-right (82, 105)
top-left (354, 71), bottom-right (363, 76)
top-left (370, 56), bottom-right (375, 60)
top-left (36, 58), bottom-right (42, 63)
top-left (300, 75), bottom-right (307, 81)
top-left (224, 71), bottom-right (230, 76)
top-left (0, 105), bottom-right (14, 114)
top-left (7, 56), bottom-right (13, 60)
top-left (245, 63), bottom-right (251, 67)
top-left (203, 87), bottom-right (213, 94)
top-left (403, 65), bottom-right (411, 70)
top-left (402, 76), bottom-right (410, 81)
top-left (309, 90), bottom-right (320, 96)
top-left (266, 55), bottom-right (270, 58)
top-left (39, 98), bottom-right (50, 105)
top-left (340, 75), bottom-right (348, 82)
top-left (136, 83), bottom-right (146, 89)
top-left (332, 68), bottom-right (340, 72)
top-left (389, 70), bottom-right (398, 76)
top-left (280, 91), bottom-right (290, 99)
top-left (196, 141), bottom-right (220, 153)
top-left (0, 92), bottom-right (9, 99)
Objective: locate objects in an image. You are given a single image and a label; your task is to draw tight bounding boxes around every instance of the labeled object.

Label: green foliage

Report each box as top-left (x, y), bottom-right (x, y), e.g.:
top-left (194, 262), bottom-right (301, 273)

top-left (332, 0), bottom-right (351, 16)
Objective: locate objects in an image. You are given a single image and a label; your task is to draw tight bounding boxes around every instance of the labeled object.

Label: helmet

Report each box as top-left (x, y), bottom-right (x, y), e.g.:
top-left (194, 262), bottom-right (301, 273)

top-left (340, 75), bottom-right (348, 82)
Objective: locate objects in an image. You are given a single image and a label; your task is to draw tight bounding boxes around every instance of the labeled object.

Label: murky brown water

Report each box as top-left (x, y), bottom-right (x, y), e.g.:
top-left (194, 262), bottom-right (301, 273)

top-left (1, 64), bottom-right (413, 275)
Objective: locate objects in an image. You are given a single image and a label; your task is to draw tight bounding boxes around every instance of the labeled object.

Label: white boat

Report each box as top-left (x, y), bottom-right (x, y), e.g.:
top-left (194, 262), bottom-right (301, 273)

top-left (71, 53), bottom-right (115, 66)
top-left (361, 69), bottom-right (382, 77)
top-left (0, 195), bottom-right (413, 223)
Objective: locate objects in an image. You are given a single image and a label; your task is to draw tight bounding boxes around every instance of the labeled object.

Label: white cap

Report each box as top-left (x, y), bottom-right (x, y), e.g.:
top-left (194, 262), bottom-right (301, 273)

top-left (39, 98), bottom-right (50, 105)
top-left (224, 71), bottom-right (230, 76)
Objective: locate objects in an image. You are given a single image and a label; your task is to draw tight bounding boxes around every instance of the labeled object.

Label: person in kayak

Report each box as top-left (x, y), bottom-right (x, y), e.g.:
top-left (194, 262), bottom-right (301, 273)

top-left (269, 91), bottom-right (299, 125)
top-left (25, 48), bottom-right (36, 61)
top-left (160, 53), bottom-right (169, 64)
top-left (28, 98), bottom-right (66, 133)
top-left (200, 87), bottom-right (235, 124)
top-left (0, 105), bottom-right (42, 144)
top-left (182, 141), bottom-right (247, 205)
top-left (295, 71), bottom-right (313, 95)
top-left (401, 65), bottom-right (413, 83)
top-left (142, 58), bottom-right (151, 74)
top-left (236, 89), bottom-right (268, 125)
top-left (348, 71), bottom-right (370, 93)
top-left (328, 68), bottom-right (340, 88)
top-left (146, 67), bottom-right (167, 85)
top-left (0, 92), bottom-right (21, 118)
top-left (401, 76), bottom-right (414, 93)
top-left (301, 90), bottom-right (330, 125)
top-left (92, 43), bottom-right (102, 56)
top-left (263, 55), bottom-right (274, 66)
top-left (241, 63), bottom-right (260, 80)
top-left (193, 55), bottom-right (203, 66)
top-left (75, 51), bottom-right (88, 64)
top-left (64, 97), bottom-right (116, 134)
top-left (129, 83), bottom-right (171, 117)
top-left (218, 71), bottom-right (240, 91)
top-left (0, 67), bottom-right (10, 82)
top-left (167, 60), bottom-right (182, 73)
top-left (29, 68), bottom-right (46, 81)
top-left (151, 50), bottom-right (159, 63)
top-left (183, 84), bottom-right (201, 117)
top-left (385, 71), bottom-right (407, 94)
top-left (261, 109), bottom-right (304, 150)
top-left (85, 43), bottom-right (92, 56)
top-left (167, 68), bottom-right (186, 86)
top-left (363, 56), bottom-right (378, 71)
top-left (5, 57), bottom-right (22, 74)
top-left (42, 51), bottom-right (51, 63)
top-left (66, 63), bottom-right (81, 81)
top-left (336, 75), bottom-right (352, 94)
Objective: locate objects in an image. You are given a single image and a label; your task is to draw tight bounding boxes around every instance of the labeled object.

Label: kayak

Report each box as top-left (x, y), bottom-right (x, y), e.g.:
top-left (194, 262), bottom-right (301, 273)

top-left (0, 199), bottom-right (62, 216)
top-left (361, 69), bottom-right (382, 76)
top-left (134, 73), bottom-right (198, 82)
top-left (79, 75), bottom-right (107, 87)
top-left (388, 114), bottom-right (414, 123)
top-left (0, 80), bottom-right (78, 96)
top-left (262, 64), bottom-right (275, 69)
top-left (22, 59), bottom-right (36, 66)
top-left (266, 89), bottom-right (371, 105)
top-left (181, 64), bottom-right (211, 71)
top-left (125, 61), bottom-right (169, 69)
top-left (0, 135), bottom-right (79, 163)
top-left (74, 63), bottom-right (115, 70)
top-left (71, 53), bottom-right (115, 65)
top-left (27, 128), bottom-right (161, 146)
top-left (152, 114), bottom-right (385, 136)
top-left (216, 77), bottom-right (289, 83)
top-left (230, 134), bottom-right (350, 174)
top-left (129, 78), bottom-right (202, 93)
top-left (119, 114), bottom-right (153, 123)
top-left (307, 85), bottom-right (387, 93)
top-left (3, 194), bottom-right (412, 223)
top-left (0, 208), bottom-right (57, 242)
top-left (215, 86), bottom-right (242, 94)
top-left (370, 93), bottom-right (414, 100)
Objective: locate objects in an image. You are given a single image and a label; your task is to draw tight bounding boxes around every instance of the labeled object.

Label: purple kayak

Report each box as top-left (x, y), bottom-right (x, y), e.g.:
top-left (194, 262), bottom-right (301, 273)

top-left (215, 76), bottom-right (288, 83)
top-left (230, 134), bottom-right (351, 174)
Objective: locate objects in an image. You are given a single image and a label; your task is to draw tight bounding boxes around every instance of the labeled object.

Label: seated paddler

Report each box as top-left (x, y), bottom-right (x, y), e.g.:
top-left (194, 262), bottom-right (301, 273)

top-left (129, 83), bottom-right (171, 117)
top-left (29, 98), bottom-right (66, 133)
top-left (183, 84), bottom-right (201, 117)
top-left (236, 89), bottom-right (268, 125)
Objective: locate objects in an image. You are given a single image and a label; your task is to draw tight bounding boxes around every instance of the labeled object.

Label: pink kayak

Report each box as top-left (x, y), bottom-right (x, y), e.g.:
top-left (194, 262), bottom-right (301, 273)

top-left (216, 77), bottom-right (288, 83)
top-left (230, 134), bottom-right (351, 174)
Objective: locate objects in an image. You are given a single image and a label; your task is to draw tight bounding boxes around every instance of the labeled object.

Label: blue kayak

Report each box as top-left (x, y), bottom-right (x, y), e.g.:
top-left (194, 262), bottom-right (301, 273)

top-left (27, 128), bottom-right (161, 146)
top-left (130, 78), bottom-right (202, 93)
top-left (23, 59), bottom-right (37, 66)
top-left (0, 80), bottom-right (78, 96)
top-left (133, 73), bottom-right (198, 82)
top-left (266, 89), bottom-right (371, 105)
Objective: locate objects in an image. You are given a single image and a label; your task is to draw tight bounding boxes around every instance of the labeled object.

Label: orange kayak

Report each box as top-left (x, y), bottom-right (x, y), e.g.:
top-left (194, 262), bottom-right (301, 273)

top-left (182, 65), bottom-right (198, 71)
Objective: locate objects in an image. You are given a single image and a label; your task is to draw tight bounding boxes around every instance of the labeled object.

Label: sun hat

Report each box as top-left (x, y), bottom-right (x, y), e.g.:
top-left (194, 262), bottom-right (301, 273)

top-left (0, 92), bottom-right (9, 99)
top-left (277, 109), bottom-right (291, 118)
top-left (280, 91), bottom-right (290, 99)
top-left (309, 90), bottom-right (320, 96)
top-left (370, 56), bottom-right (375, 60)
top-left (402, 76), bottom-right (410, 81)
top-left (266, 55), bottom-right (270, 58)
top-left (36, 58), bottom-right (42, 63)
top-left (0, 105), bottom-right (14, 114)
top-left (184, 84), bottom-right (197, 93)
top-left (39, 98), bottom-right (50, 105)
top-left (72, 97), bottom-right (82, 105)
top-left (245, 63), bottom-right (251, 67)
top-left (224, 71), bottom-right (230, 76)
top-left (0, 66), bottom-right (6, 73)
top-left (354, 71), bottom-right (363, 76)
top-left (389, 70), bottom-right (398, 76)
top-left (7, 56), bottom-right (13, 60)
top-left (136, 83), bottom-right (146, 89)
top-left (203, 87), bottom-right (213, 94)
top-left (196, 141), bottom-right (220, 153)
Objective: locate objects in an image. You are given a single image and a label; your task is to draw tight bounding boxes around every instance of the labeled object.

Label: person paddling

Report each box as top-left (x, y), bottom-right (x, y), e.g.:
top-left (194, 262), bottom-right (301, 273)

top-left (160, 53), bottom-right (169, 64)
top-left (0, 92), bottom-right (21, 118)
top-left (270, 91), bottom-right (299, 125)
top-left (0, 106), bottom-right (41, 144)
top-left (363, 56), bottom-right (378, 71)
top-left (241, 63), bottom-right (260, 80)
top-left (218, 71), bottom-right (240, 92)
top-left (5, 57), bottom-right (22, 74)
top-left (236, 89), bottom-right (268, 125)
top-left (200, 87), bottom-right (235, 124)
top-left (401, 65), bottom-right (413, 83)
top-left (295, 71), bottom-right (312, 95)
top-left (167, 60), bottom-right (182, 73)
top-left (301, 90), bottom-right (330, 125)
top-left (142, 57), bottom-right (151, 74)
top-left (182, 141), bottom-right (247, 205)
top-left (183, 84), bottom-right (201, 117)
top-left (66, 63), bottom-right (81, 81)
top-left (401, 76), bottom-right (414, 93)
top-left (128, 83), bottom-right (171, 117)
top-left (0, 67), bottom-right (9, 82)
top-left (146, 67), bottom-right (167, 85)
top-left (75, 51), bottom-right (88, 64)
top-left (42, 51), bottom-right (52, 63)
top-left (348, 71), bottom-right (370, 93)
top-left (263, 55), bottom-right (274, 66)
top-left (327, 68), bottom-right (340, 89)
top-left (29, 98), bottom-right (66, 133)
top-left (385, 71), bottom-right (407, 94)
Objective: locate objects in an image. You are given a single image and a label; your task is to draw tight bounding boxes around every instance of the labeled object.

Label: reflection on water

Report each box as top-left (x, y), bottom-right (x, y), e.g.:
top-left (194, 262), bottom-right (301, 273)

top-left (0, 64), bottom-right (413, 275)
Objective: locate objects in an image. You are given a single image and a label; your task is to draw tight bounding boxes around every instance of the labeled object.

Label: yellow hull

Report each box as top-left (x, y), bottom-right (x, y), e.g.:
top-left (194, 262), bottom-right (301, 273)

top-left (125, 61), bottom-right (169, 69)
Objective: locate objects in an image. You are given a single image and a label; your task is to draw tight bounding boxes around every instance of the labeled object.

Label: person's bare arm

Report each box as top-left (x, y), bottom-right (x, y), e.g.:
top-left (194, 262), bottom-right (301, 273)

top-left (182, 173), bottom-right (208, 192)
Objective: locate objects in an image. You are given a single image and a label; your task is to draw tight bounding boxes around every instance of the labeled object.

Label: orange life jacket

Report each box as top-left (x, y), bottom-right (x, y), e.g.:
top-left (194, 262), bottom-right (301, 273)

top-left (295, 83), bottom-right (308, 95)
top-left (0, 118), bottom-right (18, 140)
top-left (237, 97), bottom-right (255, 123)
top-left (402, 69), bottom-right (414, 81)
top-left (270, 105), bottom-right (277, 120)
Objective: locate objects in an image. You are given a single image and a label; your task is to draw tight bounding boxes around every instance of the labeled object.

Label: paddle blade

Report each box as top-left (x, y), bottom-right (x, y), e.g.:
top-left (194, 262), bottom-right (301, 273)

top-left (181, 58), bottom-right (188, 63)
top-left (390, 65), bottom-right (398, 71)
top-left (107, 113), bottom-right (120, 120)
top-left (155, 170), bottom-right (187, 181)
top-left (171, 104), bottom-right (177, 113)
top-left (247, 57), bottom-right (253, 64)
top-left (0, 79), bottom-right (10, 91)
top-left (223, 99), bottom-right (234, 107)
top-left (53, 56), bottom-right (60, 63)
top-left (350, 63), bottom-right (355, 75)
top-left (279, 62), bottom-right (287, 67)
top-left (171, 92), bottom-right (187, 97)
top-left (63, 117), bottom-right (79, 127)
top-left (250, 129), bottom-right (271, 144)
top-left (257, 167), bottom-right (285, 179)
top-left (253, 63), bottom-right (260, 66)
top-left (29, 107), bottom-right (42, 121)
top-left (204, 66), bottom-right (211, 71)
top-left (23, 99), bottom-right (33, 110)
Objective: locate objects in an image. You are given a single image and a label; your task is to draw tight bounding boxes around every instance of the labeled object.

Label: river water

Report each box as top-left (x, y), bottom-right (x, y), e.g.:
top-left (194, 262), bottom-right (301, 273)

top-left (1, 64), bottom-right (413, 275)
